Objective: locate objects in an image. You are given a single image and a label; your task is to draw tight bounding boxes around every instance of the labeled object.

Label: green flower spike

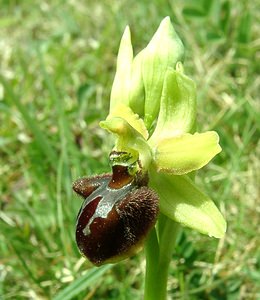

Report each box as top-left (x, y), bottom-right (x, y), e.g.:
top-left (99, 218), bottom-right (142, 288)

top-left (101, 16), bottom-right (226, 239)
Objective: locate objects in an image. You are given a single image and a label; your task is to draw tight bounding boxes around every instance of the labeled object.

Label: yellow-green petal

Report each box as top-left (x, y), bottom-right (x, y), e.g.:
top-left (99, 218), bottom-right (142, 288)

top-left (107, 104), bottom-right (148, 139)
top-left (100, 117), bottom-right (152, 170)
top-left (110, 26), bottom-right (133, 112)
top-left (149, 171), bottom-right (226, 238)
top-left (153, 131), bottom-right (222, 174)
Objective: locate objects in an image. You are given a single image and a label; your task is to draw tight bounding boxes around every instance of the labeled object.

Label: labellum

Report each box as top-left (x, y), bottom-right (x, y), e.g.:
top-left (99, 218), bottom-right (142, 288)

top-left (73, 156), bottom-right (159, 266)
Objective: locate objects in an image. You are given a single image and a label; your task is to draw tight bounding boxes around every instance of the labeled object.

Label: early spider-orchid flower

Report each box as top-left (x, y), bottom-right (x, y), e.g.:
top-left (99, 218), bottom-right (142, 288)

top-left (74, 17), bottom-right (226, 266)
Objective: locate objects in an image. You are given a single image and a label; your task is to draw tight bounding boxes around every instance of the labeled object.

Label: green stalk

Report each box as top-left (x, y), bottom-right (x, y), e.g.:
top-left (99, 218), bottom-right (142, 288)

top-left (144, 228), bottom-right (159, 300)
top-left (144, 215), bottom-right (180, 300)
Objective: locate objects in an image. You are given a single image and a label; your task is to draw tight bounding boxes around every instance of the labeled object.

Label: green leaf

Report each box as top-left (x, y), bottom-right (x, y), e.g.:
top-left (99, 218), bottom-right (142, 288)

top-left (53, 265), bottom-right (112, 300)
top-left (237, 12), bottom-right (252, 44)
top-left (183, 7), bottom-right (207, 18)
top-left (141, 17), bottom-right (184, 129)
top-left (110, 26), bottom-right (133, 112)
top-left (153, 131), bottom-right (222, 174)
top-left (149, 66), bottom-right (196, 144)
top-left (149, 170), bottom-right (226, 238)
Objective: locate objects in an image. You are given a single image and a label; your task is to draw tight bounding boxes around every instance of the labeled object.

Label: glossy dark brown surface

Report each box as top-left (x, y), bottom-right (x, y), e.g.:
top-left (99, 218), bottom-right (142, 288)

top-left (76, 204), bottom-right (123, 265)
top-left (74, 165), bottom-right (159, 265)
top-left (73, 174), bottom-right (111, 198)
top-left (109, 165), bottom-right (134, 189)
top-left (77, 187), bottom-right (159, 265)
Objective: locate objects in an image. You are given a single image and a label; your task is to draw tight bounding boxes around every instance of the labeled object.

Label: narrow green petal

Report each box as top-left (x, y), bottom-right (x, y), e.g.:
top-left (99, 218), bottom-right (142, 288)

top-left (149, 170), bottom-right (226, 238)
top-left (141, 17), bottom-right (184, 129)
top-left (149, 67), bottom-right (196, 144)
top-left (154, 131), bottom-right (222, 174)
top-left (100, 117), bottom-right (152, 170)
top-left (107, 104), bottom-right (148, 139)
top-left (110, 26), bottom-right (133, 112)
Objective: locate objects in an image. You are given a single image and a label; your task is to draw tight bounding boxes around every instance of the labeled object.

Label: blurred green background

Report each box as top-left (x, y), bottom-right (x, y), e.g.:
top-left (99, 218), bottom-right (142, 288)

top-left (0, 0), bottom-right (259, 299)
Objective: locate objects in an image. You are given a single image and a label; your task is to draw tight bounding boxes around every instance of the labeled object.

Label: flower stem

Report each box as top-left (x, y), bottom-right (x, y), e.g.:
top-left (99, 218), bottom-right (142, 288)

top-left (144, 228), bottom-right (159, 300)
top-left (144, 215), bottom-right (180, 300)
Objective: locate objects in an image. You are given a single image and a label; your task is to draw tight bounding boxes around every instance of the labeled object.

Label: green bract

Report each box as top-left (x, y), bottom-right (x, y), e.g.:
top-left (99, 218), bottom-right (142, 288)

top-left (101, 17), bottom-right (226, 238)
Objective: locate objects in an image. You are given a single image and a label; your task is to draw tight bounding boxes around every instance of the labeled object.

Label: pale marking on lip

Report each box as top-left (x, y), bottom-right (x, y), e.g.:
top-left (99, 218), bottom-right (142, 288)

top-left (79, 178), bottom-right (135, 236)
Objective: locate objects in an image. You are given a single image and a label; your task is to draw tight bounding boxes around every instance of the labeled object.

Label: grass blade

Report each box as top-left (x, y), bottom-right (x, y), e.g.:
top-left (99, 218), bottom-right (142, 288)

top-left (0, 75), bottom-right (57, 168)
top-left (53, 265), bottom-right (112, 300)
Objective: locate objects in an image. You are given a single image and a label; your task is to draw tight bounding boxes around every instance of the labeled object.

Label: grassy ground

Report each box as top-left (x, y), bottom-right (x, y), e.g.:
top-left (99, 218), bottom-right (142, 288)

top-left (0, 0), bottom-right (259, 299)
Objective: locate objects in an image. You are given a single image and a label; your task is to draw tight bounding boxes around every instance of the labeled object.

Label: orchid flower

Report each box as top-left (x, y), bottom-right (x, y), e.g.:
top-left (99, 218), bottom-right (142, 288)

top-left (74, 16), bottom-right (226, 300)
top-left (100, 17), bottom-right (226, 239)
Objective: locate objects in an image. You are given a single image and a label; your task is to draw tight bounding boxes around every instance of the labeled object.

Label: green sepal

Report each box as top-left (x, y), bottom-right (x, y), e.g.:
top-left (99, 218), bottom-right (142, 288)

top-left (149, 170), bottom-right (226, 238)
top-left (149, 66), bottom-right (196, 144)
top-left (141, 17), bottom-right (184, 130)
top-left (110, 26), bottom-right (133, 112)
top-left (128, 50), bottom-right (146, 117)
top-left (153, 131), bottom-right (222, 175)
